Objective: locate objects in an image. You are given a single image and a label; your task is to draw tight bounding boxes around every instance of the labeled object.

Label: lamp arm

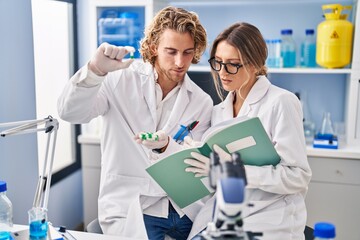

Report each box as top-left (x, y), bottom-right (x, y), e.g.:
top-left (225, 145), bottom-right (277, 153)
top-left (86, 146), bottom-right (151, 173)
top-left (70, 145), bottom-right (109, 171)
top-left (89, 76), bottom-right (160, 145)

top-left (0, 116), bottom-right (59, 210)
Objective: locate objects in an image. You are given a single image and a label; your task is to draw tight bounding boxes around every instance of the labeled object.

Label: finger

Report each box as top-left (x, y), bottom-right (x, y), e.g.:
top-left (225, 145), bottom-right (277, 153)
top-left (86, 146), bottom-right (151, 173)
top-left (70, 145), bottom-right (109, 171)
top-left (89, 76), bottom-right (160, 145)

top-left (155, 130), bottom-right (166, 140)
top-left (213, 144), bottom-right (231, 162)
top-left (109, 48), bottom-right (119, 59)
top-left (114, 47), bottom-right (131, 60)
top-left (185, 166), bottom-right (205, 174)
top-left (184, 136), bottom-right (194, 145)
top-left (190, 152), bottom-right (209, 163)
top-left (98, 42), bottom-right (109, 52)
top-left (103, 44), bottom-right (115, 58)
top-left (195, 173), bottom-right (207, 178)
top-left (117, 59), bottom-right (134, 68)
top-left (184, 159), bottom-right (206, 169)
top-left (124, 46), bottom-right (135, 54)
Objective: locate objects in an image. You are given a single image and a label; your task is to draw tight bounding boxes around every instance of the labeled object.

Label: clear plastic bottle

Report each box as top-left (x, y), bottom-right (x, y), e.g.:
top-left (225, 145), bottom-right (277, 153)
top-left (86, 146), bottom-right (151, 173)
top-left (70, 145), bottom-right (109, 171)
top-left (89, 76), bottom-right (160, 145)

top-left (301, 29), bottom-right (317, 67)
top-left (266, 39), bottom-right (282, 68)
top-left (265, 39), bottom-right (273, 67)
top-left (314, 222), bottom-right (336, 239)
top-left (0, 181), bottom-right (13, 240)
top-left (274, 39), bottom-right (282, 68)
top-left (280, 29), bottom-right (297, 68)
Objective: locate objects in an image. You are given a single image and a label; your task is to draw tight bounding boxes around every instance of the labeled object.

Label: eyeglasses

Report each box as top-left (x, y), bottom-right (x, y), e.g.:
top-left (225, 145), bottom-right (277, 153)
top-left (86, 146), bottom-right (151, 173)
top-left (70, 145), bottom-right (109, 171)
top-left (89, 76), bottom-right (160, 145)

top-left (208, 57), bottom-right (244, 74)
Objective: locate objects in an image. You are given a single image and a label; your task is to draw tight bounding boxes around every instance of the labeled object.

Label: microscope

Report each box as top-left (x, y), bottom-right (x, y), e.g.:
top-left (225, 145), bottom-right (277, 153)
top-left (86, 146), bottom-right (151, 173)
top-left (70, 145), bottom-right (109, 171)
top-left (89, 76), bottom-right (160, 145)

top-left (199, 151), bottom-right (262, 240)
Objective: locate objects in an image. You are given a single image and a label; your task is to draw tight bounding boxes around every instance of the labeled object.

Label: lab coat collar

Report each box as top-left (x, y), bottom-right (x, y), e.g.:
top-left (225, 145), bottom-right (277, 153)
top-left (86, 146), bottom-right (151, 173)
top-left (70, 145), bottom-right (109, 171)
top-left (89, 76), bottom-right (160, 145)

top-left (134, 61), bottom-right (194, 133)
top-left (218, 75), bottom-right (271, 117)
top-left (162, 74), bottom-right (193, 133)
top-left (135, 62), bottom-right (158, 127)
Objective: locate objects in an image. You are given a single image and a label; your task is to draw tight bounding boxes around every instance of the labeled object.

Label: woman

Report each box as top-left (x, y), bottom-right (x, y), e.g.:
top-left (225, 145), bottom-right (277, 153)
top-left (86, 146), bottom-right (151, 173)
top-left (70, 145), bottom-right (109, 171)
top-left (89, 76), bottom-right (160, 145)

top-left (186, 22), bottom-right (312, 239)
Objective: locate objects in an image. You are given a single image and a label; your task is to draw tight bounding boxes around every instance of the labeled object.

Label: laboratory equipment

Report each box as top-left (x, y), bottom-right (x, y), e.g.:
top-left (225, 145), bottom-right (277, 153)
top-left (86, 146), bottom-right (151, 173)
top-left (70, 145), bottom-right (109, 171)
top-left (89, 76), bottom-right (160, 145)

top-left (98, 10), bottom-right (143, 58)
top-left (280, 29), bottom-right (296, 68)
top-left (316, 4), bottom-right (353, 68)
top-left (296, 92), bottom-right (316, 145)
top-left (320, 112), bottom-right (334, 135)
top-left (301, 29), bottom-right (317, 67)
top-left (28, 207), bottom-right (47, 239)
top-left (0, 181), bottom-right (13, 240)
top-left (0, 116), bottom-right (59, 239)
top-left (313, 112), bottom-right (338, 149)
top-left (199, 152), bottom-right (262, 240)
top-left (266, 39), bottom-right (282, 68)
top-left (313, 222), bottom-right (336, 239)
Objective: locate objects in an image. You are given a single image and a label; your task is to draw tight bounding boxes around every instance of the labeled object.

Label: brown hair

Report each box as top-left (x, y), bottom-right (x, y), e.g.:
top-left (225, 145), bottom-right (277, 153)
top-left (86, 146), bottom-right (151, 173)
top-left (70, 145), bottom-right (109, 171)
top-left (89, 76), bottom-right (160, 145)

top-left (209, 22), bottom-right (268, 100)
top-left (139, 6), bottom-right (207, 65)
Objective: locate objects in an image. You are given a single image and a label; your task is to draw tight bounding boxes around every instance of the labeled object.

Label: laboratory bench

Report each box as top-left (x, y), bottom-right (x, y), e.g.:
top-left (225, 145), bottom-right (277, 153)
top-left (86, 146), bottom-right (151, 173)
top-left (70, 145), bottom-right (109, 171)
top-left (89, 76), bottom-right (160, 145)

top-left (78, 134), bottom-right (360, 239)
top-left (11, 224), bottom-right (136, 240)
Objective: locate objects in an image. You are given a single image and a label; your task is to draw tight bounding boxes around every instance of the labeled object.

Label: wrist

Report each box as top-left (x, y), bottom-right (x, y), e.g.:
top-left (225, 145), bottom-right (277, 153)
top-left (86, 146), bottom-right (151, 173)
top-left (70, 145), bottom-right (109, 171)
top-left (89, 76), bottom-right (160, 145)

top-left (88, 61), bottom-right (107, 76)
top-left (152, 137), bottom-right (169, 153)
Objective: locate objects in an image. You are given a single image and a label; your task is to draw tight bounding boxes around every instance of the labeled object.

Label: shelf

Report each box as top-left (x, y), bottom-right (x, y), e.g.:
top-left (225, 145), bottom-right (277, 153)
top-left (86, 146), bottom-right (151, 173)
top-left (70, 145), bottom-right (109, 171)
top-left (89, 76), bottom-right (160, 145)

top-left (170, 0), bottom-right (357, 6)
top-left (189, 65), bottom-right (353, 74)
top-left (268, 68), bottom-right (352, 74)
top-left (78, 134), bottom-right (360, 159)
top-left (306, 144), bottom-right (360, 159)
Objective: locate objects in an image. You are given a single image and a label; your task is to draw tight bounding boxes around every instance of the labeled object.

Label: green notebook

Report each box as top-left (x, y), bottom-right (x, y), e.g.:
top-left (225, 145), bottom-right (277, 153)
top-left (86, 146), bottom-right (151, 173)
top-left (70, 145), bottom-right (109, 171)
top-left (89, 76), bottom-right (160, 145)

top-left (146, 117), bottom-right (280, 208)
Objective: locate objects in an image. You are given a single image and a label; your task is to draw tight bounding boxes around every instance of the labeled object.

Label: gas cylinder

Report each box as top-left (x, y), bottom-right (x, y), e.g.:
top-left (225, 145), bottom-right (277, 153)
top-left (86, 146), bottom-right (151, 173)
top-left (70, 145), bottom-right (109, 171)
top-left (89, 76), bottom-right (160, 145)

top-left (316, 4), bottom-right (353, 68)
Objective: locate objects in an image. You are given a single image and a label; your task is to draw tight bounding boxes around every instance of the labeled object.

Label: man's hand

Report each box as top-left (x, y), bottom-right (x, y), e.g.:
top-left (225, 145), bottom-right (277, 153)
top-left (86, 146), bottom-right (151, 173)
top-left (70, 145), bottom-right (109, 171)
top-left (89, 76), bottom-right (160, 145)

top-left (89, 43), bottom-right (135, 76)
top-left (184, 144), bottom-right (231, 177)
top-left (135, 130), bottom-right (169, 152)
top-left (183, 136), bottom-right (203, 148)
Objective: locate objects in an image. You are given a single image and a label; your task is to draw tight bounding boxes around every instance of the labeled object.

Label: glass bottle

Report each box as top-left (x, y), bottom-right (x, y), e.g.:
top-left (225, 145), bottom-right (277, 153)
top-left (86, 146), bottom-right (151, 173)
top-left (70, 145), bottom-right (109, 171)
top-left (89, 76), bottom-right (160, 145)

top-left (0, 181), bottom-right (13, 240)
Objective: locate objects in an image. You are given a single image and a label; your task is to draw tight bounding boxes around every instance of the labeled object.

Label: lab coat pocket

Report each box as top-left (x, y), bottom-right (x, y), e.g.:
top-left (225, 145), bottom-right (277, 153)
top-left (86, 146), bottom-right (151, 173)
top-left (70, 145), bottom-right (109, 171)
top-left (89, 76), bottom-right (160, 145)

top-left (244, 198), bottom-right (286, 226)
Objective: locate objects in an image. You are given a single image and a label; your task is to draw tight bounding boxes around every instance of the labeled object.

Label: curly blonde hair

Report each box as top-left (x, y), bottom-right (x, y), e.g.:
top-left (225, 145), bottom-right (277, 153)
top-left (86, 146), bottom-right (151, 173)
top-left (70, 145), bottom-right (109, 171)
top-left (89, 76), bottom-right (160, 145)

top-left (140, 6), bottom-right (207, 66)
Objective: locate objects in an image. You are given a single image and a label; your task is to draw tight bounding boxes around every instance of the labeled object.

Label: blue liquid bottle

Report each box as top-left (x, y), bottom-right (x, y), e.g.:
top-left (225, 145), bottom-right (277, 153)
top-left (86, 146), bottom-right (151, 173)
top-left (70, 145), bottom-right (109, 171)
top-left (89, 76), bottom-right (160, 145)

top-left (281, 29), bottom-right (296, 68)
top-left (301, 29), bottom-right (317, 67)
top-left (0, 181), bottom-right (13, 240)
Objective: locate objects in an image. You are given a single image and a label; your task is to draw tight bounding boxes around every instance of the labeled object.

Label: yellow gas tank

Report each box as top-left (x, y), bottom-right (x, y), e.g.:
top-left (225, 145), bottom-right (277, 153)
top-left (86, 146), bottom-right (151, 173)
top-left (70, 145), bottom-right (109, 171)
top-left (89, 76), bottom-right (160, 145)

top-left (316, 4), bottom-right (354, 68)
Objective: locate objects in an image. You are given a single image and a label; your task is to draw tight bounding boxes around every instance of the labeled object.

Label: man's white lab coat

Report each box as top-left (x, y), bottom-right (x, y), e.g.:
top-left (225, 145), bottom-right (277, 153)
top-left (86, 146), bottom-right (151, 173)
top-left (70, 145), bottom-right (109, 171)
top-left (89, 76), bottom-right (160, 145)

top-left (58, 61), bottom-right (213, 239)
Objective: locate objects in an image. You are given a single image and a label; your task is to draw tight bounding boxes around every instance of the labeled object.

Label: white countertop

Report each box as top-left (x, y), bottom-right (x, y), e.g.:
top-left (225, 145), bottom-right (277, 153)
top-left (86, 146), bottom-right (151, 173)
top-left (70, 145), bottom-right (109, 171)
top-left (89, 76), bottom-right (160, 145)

top-left (78, 134), bottom-right (360, 160)
top-left (11, 224), bottom-right (137, 240)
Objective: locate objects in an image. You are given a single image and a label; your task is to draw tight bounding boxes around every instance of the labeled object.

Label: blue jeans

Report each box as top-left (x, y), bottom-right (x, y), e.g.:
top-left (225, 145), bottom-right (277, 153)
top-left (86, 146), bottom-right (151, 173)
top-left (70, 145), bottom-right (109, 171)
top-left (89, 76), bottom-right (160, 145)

top-left (143, 203), bottom-right (193, 240)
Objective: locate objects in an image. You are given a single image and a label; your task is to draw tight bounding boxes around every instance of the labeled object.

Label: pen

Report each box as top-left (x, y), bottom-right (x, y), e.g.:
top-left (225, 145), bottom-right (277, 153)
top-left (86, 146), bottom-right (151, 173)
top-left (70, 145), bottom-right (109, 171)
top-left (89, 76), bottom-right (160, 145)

top-left (173, 120), bottom-right (199, 143)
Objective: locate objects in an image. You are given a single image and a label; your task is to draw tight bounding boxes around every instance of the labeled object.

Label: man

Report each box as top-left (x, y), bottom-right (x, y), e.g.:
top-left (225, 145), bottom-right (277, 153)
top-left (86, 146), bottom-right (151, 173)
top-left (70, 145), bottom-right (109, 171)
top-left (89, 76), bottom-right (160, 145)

top-left (58, 6), bottom-right (213, 240)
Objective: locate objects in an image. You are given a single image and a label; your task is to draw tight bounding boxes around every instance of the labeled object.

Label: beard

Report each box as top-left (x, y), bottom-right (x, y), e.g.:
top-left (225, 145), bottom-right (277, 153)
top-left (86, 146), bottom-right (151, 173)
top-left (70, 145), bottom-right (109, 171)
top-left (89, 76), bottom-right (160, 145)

top-left (156, 65), bottom-right (186, 84)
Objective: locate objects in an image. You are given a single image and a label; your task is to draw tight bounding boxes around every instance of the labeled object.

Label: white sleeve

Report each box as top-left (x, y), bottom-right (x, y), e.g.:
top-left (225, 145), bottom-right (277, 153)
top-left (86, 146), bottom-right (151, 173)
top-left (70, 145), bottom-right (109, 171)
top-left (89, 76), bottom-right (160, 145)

top-left (245, 94), bottom-right (312, 195)
top-left (57, 64), bottom-right (109, 123)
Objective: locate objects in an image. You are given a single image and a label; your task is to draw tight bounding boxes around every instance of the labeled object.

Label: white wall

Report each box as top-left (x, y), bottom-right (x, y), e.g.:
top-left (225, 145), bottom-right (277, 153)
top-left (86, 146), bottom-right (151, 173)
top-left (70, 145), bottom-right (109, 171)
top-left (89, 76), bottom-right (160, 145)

top-left (0, 0), bottom-right (83, 229)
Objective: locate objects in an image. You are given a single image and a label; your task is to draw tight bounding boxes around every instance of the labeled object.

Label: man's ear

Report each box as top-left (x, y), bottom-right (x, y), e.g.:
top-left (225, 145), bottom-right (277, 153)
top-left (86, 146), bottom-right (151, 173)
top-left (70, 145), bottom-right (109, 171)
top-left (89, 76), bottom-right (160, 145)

top-left (150, 44), bottom-right (157, 56)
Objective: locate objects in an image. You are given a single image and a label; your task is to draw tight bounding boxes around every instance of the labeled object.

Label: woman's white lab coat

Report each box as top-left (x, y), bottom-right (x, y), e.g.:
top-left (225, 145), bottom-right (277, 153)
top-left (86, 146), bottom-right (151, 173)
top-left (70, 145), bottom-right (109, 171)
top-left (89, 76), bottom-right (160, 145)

top-left (57, 61), bottom-right (213, 239)
top-left (189, 76), bottom-right (312, 240)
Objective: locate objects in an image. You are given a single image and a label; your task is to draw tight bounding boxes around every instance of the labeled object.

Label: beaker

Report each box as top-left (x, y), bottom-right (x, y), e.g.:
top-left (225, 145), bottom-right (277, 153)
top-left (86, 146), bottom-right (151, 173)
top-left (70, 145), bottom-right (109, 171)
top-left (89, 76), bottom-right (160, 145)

top-left (320, 112), bottom-right (334, 135)
top-left (28, 207), bottom-right (48, 240)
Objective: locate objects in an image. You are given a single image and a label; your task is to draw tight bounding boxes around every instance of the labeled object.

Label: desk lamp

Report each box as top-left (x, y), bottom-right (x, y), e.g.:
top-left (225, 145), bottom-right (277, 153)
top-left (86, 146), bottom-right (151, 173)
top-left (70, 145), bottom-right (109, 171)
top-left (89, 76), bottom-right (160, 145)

top-left (0, 116), bottom-right (59, 238)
